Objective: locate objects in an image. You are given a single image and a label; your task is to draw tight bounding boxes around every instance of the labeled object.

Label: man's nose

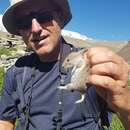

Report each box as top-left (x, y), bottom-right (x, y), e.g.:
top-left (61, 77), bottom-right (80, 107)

top-left (31, 18), bottom-right (42, 33)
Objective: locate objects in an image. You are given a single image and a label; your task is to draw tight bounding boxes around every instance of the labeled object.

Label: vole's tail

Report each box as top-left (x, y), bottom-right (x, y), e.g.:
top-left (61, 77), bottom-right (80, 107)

top-left (75, 94), bottom-right (85, 104)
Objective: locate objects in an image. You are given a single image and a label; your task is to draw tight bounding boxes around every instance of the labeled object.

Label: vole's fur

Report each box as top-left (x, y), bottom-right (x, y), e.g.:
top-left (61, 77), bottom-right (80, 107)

top-left (59, 49), bottom-right (90, 103)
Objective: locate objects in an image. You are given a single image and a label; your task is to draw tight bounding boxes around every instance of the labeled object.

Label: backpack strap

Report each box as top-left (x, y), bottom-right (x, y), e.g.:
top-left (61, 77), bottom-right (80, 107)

top-left (11, 53), bottom-right (38, 130)
top-left (12, 66), bottom-right (26, 111)
top-left (23, 66), bottom-right (37, 130)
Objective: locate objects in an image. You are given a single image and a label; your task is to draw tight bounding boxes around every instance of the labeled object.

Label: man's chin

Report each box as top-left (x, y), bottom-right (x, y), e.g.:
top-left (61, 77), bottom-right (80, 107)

top-left (36, 47), bottom-right (59, 62)
top-left (35, 47), bottom-right (52, 56)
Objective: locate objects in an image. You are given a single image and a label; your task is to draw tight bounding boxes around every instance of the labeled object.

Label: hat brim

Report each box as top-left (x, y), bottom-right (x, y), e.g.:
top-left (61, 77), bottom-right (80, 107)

top-left (2, 0), bottom-right (72, 36)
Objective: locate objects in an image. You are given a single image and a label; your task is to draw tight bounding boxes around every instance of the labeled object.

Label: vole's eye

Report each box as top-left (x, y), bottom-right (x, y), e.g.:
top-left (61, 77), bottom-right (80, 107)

top-left (67, 59), bottom-right (70, 62)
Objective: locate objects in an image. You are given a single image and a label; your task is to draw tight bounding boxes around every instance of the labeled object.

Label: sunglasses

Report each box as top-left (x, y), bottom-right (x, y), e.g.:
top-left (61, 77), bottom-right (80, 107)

top-left (15, 11), bottom-right (54, 29)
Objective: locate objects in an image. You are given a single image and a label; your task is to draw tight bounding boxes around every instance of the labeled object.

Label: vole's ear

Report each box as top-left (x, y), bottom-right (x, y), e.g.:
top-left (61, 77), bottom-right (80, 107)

top-left (80, 49), bottom-right (90, 63)
top-left (83, 48), bottom-right (88, 54)
top-left (79, 48), bottom-right (88, 57)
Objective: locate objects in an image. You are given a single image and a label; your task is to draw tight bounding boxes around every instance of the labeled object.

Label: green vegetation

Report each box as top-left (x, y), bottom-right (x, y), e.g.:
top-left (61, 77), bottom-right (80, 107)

top-left (0, 46), bottom-right (16, 56)
top-left (111, 114), bottom-right (125, 130)
top-left (0, 67), bottom-right (4, 94)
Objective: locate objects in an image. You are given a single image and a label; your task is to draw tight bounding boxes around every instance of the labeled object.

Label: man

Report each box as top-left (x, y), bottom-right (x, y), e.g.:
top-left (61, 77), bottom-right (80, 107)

top-left (0, 0), bottom-right (130, 130)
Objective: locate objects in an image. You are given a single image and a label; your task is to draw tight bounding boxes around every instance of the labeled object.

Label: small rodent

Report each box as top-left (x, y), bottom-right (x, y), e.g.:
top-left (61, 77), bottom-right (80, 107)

top-left (58, 49), bottom-right (90, 103)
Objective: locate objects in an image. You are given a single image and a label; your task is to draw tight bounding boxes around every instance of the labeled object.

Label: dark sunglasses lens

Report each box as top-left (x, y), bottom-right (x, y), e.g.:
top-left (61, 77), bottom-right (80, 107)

top-left (16, 12), bottom-right (53, 29)
top-left (16, 16), bottom-right (31, 29)
top-left (37, 12), bottom-right (53, 23)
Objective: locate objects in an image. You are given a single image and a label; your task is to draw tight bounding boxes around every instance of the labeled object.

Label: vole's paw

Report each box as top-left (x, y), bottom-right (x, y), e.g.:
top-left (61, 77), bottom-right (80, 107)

top-left (57, 86), bottom-right (68, 90)
top-left (75, 94), bottom-right (85, 104)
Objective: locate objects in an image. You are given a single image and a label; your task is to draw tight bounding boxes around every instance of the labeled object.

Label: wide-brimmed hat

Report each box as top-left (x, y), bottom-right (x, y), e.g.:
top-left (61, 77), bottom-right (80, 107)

top-left (2, 0), bottom-right (72, 36)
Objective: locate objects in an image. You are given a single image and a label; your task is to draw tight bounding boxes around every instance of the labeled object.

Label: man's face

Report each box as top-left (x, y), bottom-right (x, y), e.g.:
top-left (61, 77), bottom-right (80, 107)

top-left (15, 1), bottom-right (62, 61)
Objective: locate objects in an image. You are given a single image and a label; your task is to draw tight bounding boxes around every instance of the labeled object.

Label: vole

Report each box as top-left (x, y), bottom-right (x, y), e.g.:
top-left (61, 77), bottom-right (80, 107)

top-left (58, 49), bottom-right (90, 103)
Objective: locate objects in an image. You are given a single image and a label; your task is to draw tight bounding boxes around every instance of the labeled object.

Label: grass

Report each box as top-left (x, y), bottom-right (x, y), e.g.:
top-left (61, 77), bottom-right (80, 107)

top-left (111, 114), bottom-right (125, 130)
top-left (0, 67), bottom-right (4, 94)
top-left (0, 46), bottom-right (17, 56)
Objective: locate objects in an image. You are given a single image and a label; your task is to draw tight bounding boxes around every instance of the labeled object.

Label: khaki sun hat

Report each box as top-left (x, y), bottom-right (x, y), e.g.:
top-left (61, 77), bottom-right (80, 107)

top-left (2, 0), bottom-right (72, 36)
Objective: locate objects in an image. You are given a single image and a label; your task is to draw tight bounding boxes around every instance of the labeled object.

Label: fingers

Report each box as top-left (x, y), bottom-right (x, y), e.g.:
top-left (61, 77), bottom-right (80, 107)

top-left (91, 62), bottom-right (119, 79)
top-left (86, 47), bottom-right (129, 80)
top-left (89, 74), bottom-right (115, 91)
top-left (89, 74), bottom-right (127, 93)
top-left (87, 47), bottom-right (124, 65)
top-left (85, 47), bottom-right (130, 90)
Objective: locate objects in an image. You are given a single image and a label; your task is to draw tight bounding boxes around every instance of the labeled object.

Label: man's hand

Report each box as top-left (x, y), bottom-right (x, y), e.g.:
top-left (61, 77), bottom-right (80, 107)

top-left (85, 47), bottom-right (130, 129)
top-left (0, 120), bottom-right (14, 130)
